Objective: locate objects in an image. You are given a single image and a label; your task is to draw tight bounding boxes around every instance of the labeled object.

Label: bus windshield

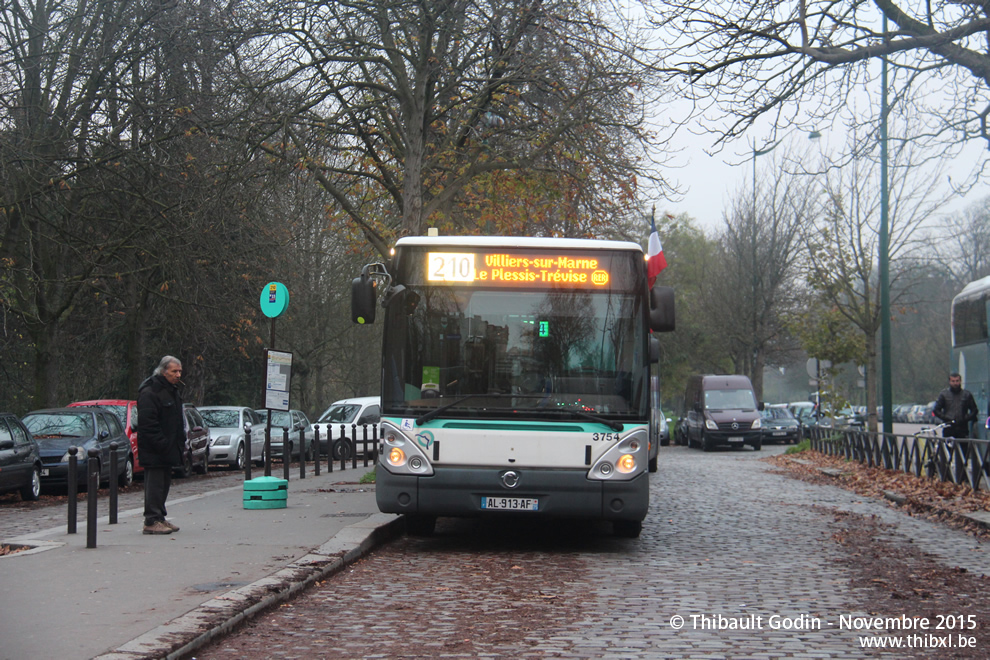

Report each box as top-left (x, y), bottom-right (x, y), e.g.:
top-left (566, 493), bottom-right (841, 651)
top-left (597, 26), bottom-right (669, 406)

top-left (382, 287), bottom-right (647, 420)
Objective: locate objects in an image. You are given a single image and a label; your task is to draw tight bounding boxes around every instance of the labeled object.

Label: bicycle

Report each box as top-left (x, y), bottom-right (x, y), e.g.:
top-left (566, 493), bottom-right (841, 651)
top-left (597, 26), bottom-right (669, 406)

top-left (914, 422), bottom-right (951, 479)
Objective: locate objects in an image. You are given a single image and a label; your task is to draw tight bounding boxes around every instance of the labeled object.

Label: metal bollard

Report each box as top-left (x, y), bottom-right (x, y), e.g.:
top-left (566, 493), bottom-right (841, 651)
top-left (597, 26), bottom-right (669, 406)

top-left (362, 425), bottom-right (370, 467)
top-left (108, 442), bottom-right (118, 524)
top-left (329, 425), bottom-right (338, 471)
top-left (283, 427), bottom-right (290, 481)
top-left (264, 423), bottom-right (273, 478)
top-left (67, 446), bottom-right (78, 534)
top-left (351, 424), bottom-right (358, 470)
top-left (313, 427), bottom-right (321, 476)
top-left (86, 448), bottom-right (99, 549)
top-left (299, 428), bottom-right (306, 480)
top-left (244, 423), bottom-right (253, 481)
top-left (340, 424), bottom-right (347, 471)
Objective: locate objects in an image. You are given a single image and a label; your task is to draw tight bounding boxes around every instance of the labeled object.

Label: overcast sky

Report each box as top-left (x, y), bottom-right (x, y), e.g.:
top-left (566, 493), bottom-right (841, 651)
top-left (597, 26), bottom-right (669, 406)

top-left (655, 123), bottom-right (990, 235)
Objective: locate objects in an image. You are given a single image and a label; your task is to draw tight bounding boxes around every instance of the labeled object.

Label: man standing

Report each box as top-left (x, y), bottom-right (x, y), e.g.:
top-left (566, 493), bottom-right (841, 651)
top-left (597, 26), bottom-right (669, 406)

top-left (137, 356), bottom-right (186, 535)
top-left (933, 372), bottom-right (979, 440)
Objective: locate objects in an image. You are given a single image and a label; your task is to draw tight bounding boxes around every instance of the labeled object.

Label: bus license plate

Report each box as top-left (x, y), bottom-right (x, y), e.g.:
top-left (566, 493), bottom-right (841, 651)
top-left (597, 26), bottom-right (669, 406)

top-left (728, 437), bottom-right (744, 443)
top-left (481, 496), bottom-right (538, 511)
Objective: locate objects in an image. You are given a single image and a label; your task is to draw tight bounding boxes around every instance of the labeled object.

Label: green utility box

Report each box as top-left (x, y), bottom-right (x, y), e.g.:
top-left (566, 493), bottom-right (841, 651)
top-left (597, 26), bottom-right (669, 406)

top-left (243, 476), bottom-right (288, 509)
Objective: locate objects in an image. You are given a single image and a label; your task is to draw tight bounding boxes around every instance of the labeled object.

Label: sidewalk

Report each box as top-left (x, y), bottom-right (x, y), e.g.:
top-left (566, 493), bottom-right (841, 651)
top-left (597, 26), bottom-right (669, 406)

top-left (0, 466), bottom-right (403, 660)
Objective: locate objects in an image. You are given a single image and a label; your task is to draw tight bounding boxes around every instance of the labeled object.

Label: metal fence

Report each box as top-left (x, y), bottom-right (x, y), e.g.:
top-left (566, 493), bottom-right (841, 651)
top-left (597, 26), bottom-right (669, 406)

top-left (245, 422), bottom-right (381, 481)
top-left (809, 426), bottom-right (990, 492)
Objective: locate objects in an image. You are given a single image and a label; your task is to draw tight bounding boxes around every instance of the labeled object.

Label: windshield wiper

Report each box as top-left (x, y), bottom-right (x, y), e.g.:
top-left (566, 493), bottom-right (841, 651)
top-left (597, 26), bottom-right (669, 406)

top-left (416, 395), bottom-right (625, 432)
top-left (554, 407), bottom-right (623, 432)
top-left (416, 393), bottom-right (511, 426)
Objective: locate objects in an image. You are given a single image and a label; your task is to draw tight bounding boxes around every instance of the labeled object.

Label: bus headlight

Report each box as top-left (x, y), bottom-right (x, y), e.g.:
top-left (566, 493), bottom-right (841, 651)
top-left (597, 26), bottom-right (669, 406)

top-left (616, 454), bottom-right (636, 474)
top-left (388, 447), bottom-right (406, 467)
top-left (589, 429), bottom-right (648, 481)
top-left (378, 422), bottom-right (433, 476)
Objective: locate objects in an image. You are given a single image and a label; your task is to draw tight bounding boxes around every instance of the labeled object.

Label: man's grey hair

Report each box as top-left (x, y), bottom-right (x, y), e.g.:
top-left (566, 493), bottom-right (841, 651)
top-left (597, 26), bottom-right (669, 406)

top-left (153, 355), bottom-right (182, 376)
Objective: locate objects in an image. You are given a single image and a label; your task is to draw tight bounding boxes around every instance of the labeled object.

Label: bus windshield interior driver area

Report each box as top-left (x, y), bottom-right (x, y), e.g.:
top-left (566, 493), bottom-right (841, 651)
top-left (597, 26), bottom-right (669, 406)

top-left (385, 287), bottom-right (644, 423)
top-left (352, 235), bottom-right (674, 537)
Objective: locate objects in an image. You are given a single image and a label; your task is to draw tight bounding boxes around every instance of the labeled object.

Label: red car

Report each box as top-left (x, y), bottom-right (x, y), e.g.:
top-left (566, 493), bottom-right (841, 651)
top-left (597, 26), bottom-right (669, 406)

top-left (67, 399), bottom-right (142, 475)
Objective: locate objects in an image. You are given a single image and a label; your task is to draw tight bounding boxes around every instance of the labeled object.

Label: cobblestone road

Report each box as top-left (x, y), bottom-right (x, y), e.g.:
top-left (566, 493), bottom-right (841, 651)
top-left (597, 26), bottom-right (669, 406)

top-left (147, 448), bottom-right (990, 657)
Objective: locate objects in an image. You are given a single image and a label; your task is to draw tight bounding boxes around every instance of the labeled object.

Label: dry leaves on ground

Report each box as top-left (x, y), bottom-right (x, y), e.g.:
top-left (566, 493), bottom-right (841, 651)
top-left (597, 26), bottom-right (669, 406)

top-left (766, 449), bottom-right (990, 538)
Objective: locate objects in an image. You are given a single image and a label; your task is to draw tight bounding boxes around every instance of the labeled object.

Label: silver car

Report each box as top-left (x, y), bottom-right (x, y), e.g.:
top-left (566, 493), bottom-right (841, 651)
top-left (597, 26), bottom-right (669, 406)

top-left (198, 406), bottom-right (265, 469)
top-left (254, 409), bottom-right (316, 460)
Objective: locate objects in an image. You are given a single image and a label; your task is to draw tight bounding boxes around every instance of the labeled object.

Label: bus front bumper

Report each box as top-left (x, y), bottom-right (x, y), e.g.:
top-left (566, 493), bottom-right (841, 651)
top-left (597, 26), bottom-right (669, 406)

top-left (376, 466), bottom-right (649, 522)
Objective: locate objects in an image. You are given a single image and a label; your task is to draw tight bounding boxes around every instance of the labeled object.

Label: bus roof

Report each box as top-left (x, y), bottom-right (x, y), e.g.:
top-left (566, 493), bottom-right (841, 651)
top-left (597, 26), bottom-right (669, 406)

top-left (394, 235), bottom-right (644, 253)
top-left (954, 275), bottom-right (990, 303)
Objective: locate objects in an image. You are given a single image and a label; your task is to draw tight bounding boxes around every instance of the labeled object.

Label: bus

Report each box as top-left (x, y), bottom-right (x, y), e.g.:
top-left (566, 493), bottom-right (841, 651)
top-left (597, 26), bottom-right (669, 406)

top-left (951, 276), bottom-right (990, 438)
top-left (351, 235), bottom-right (675, 537)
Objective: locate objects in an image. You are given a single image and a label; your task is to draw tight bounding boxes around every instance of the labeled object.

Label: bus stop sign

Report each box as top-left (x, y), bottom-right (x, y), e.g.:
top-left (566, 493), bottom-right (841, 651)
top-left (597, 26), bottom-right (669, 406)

top-left (260, 282), bottom-right (289, 318)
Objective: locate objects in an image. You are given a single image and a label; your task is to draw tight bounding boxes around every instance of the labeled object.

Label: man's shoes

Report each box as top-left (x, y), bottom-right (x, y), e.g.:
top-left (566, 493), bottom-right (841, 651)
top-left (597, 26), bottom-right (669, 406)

top-left (163, 520), bottom-right (180, 532)
top-left (143, 520), bottom-right (173, 535)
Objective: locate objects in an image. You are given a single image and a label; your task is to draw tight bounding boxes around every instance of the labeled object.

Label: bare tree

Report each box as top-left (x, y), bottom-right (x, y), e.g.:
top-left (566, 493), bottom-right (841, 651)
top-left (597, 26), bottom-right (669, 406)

top-left (802, 136), bottom-right (949, 430)
top-left (242, 0), bottom-right (671, 255)
top-left (648, 0), bottom-right (990, 186)
top-left (0, 0), bottom-right (284, 407)
top-left (943, 197), bottom-right (990, 286)
top-left (703, 149), bottom-right (818, 399)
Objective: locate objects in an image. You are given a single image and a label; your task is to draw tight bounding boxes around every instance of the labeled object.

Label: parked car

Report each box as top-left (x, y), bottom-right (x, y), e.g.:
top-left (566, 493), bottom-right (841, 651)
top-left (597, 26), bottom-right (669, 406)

top-left (893, 404), bottom-right (914, 423)
top-left (839, 406), bottom-right (867, 429)
top-left (673, 416), bottom-right (689, 446)
top-left (907, 403), bottom-right (935, 424)
top-left (22, 407), bottom-right (133, 488)
top-left (760, 405), bottom-right (801, 445)
top-left (177, 404), bottom-right (210, 478)
top-left (788, 401), bottom-right (818, 438)
top-left (67, 399), bottom-right (142, 475)
top-left (0, 412), bottom-right (42, 501)
top-left (198, 406), bottom-right (265, 469)
top-left (254, 409), bottom-right (316, 460)
top-left (312, 396), bottom-right (381, 460)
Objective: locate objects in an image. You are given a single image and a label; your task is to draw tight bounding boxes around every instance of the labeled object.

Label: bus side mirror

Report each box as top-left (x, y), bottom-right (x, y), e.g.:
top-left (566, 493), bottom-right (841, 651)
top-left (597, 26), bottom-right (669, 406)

top-left (351, 273), bottom-right (377, 325)
top-left (649, 335), bottom-right (660, 363)
top-left (650, 286), bottom-right (675, 333)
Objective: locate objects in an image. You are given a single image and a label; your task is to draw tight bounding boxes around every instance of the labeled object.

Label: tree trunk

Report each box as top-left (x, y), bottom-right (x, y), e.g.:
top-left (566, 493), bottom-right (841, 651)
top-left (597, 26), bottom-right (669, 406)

top-left (29, 321), bottom-right (59, 408)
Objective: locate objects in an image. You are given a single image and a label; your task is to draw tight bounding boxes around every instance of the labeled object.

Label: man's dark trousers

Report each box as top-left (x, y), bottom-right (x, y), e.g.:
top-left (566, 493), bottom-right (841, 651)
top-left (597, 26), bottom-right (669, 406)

top-left (144, 466), bottom-right (172, 526)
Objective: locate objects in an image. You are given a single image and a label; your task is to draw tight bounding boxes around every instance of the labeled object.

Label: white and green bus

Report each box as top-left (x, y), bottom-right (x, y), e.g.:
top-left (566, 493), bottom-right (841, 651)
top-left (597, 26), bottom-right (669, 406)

top-left (352, 235), bottom-right (674, 536)
top-left (951, 275), bottom-right (990, 438)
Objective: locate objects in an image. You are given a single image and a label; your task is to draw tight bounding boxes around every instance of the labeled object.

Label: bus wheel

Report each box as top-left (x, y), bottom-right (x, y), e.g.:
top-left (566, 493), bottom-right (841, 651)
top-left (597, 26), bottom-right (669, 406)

top-left (613, 520), bottom-right (642, 538)
top-left (405, 515), bottom-right (436, 537)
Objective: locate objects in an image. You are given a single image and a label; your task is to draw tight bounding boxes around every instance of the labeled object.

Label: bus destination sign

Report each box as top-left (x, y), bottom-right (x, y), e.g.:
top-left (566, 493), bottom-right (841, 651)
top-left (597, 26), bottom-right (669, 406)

top-left (427, 252), bottom-right (611, 288)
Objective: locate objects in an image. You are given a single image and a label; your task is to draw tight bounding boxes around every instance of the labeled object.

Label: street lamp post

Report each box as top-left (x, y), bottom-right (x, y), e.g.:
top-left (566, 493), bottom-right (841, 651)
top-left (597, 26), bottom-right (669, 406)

top-left (879, 16), bottom-right (893, 434)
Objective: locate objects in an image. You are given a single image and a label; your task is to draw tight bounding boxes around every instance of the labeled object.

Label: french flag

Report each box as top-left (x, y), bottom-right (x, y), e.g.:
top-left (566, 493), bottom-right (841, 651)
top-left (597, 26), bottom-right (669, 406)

top-left (647, 212), bottom-right (667, 288)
